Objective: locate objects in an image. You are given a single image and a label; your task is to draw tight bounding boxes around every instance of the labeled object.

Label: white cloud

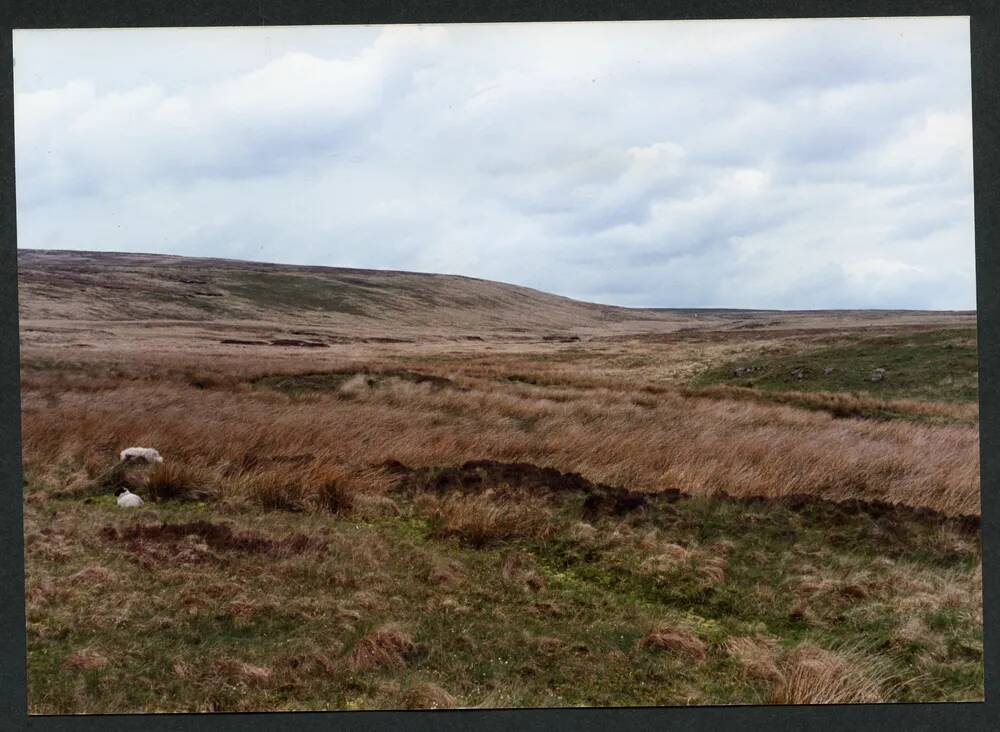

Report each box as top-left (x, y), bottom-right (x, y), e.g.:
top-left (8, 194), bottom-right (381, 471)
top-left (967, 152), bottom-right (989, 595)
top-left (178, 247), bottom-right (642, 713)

top-left (13, 17), bottom-right (975, 309)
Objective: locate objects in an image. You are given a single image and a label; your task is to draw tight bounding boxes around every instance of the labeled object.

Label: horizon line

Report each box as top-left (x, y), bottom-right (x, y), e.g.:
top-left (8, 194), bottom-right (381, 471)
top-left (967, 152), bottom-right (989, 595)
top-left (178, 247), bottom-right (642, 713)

top-left (16, 246), bottom-right (978, 315)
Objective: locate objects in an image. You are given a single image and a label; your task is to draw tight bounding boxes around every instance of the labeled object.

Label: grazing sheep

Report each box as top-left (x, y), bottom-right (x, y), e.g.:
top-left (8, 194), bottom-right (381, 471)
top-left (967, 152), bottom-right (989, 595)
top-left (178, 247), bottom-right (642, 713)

top-left (115, 487), bottom-right (144, 508)
top-left (119, 447), bottom-right (164, 464)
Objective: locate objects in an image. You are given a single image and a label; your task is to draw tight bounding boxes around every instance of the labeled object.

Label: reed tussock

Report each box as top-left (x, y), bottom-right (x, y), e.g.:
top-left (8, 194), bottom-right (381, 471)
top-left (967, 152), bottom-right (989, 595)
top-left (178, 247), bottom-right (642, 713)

top-left (305, 468), bottom-right (355, 514)
top-left (769, 644), bottom-right (891, 704)
top-left (146, 461), bottom-right (214, 502)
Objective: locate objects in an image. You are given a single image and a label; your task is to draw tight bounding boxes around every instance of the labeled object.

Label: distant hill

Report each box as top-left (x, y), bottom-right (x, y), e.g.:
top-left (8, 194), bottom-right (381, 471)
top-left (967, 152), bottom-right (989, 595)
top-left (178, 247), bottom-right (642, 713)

top-left (16, 249), bottom-right (975, 339)
top-left (17, 249), bottom-right (666, 329)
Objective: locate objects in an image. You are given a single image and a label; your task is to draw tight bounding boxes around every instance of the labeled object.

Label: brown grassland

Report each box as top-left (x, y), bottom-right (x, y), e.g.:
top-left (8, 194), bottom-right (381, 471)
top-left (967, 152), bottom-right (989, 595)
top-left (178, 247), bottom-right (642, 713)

top-left (19, 250), bottom-right (982, 712)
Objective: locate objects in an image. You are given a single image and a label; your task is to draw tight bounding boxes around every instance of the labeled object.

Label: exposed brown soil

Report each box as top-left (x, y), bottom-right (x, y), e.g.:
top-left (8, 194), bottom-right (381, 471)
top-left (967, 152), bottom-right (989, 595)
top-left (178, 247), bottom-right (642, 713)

top-left (269, 339), bottom-right (329, 348)
top-left (387, 459), bottom-right (656, 519)
top-left (719, 492), bottom-right (981, 535)
top-left (99, 520), bottom-right (328, 563)
top-left (384, 459), bottom-right (980, 534)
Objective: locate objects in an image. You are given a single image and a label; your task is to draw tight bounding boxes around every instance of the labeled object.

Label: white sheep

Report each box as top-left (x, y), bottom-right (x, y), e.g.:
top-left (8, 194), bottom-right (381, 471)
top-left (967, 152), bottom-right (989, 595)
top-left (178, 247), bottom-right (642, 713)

top-left (115, 487), bottom-right (144, 508)
top-left (119, 447), bottom-right (164, 464)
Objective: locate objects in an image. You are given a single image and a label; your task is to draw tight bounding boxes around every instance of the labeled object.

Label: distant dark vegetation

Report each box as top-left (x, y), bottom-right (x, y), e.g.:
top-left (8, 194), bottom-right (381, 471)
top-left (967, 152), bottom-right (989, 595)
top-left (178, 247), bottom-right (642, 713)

top-left (252, 369), bottom-right (459, 394)
top-left (223, 272), bottom-right (370, 316)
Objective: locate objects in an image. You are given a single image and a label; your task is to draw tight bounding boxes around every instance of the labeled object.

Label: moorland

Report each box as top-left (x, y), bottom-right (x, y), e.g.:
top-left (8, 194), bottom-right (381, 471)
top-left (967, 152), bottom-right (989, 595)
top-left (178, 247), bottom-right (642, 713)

top-left (18, 249), bottom-right (982, 712)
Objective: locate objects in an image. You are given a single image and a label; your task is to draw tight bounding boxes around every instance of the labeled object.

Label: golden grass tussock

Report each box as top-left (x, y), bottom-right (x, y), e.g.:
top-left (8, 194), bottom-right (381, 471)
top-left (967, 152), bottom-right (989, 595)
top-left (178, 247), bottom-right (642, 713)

top-left (499, 551), bottom-right (546, 592)
top-left (725, 636), bottom-right (783, 684)
top-left (229, 470), bottom-right (310, 512)
top-left (347, 626), bottom-right (417, 672)
top-left (63, 647), bottom-right (110, 671)
top-left (892, 617), bottom-right (937, 651)
top-left (210, 659), bottom-right (275, 687)
top-left (145, 461), bottom-right (215, 502)
top-left (425, 558), bottom-right (465, 587)
top-left (24, 578), bottom-right (59, 612)
top-left (698, 556), bottom-right (727, 585)
top-left (638, 542), bottom-right (727, 587)
top-left (639, 625), bottom-right (708, 661)
top-left (418, 491), bottom-right (556, 547)
top-left (352, 493), bottom-right (401, 520)
top-left (400, 682), bottom-right (459, 709)
top-left (234, 662), bottom-right (274, 685)
top-left (67, 564), bottom-right (118, 585)
top-left (641, 543), bottom-right (691, 569)
top-left (224, 597), bottom-right (279, 629)
top-left (567, 521), bottom-right (598, 543)
top-left (769, 644), bottom-right (890, 705)
top-left (283, 650), bottom-right (338, 676)
top-left (308, 469), bottom-right (355, 514)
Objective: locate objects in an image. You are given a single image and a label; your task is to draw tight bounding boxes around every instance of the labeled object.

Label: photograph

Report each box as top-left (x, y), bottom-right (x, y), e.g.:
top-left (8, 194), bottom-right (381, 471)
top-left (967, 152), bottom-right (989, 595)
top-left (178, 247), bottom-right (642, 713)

top-left (13, 16), bottom-right (982, 713)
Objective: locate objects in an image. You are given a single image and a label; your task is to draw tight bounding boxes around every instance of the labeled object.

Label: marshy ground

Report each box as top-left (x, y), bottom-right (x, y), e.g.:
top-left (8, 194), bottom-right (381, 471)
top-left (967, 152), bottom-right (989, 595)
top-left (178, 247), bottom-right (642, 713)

top-left (18, 250), bottom-right (982, 712)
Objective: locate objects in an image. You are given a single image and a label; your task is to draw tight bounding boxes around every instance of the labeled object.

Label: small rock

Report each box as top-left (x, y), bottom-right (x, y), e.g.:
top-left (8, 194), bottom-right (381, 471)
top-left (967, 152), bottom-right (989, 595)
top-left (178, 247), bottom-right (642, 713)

top-left (823, 367), bottom-right (835, 375)
top-left (870, 368), bottom-right (886, 383)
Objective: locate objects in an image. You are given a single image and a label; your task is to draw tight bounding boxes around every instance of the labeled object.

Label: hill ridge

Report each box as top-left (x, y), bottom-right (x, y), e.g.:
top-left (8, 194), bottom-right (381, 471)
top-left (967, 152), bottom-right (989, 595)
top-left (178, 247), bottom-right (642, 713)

top-left (17, 249), bottom-right (976, 339)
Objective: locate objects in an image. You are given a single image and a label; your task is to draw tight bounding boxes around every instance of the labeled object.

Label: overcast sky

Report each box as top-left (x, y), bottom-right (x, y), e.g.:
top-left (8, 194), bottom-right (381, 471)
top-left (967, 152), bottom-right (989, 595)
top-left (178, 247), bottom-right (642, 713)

top-left (13, 18), bottom-right (975, 309)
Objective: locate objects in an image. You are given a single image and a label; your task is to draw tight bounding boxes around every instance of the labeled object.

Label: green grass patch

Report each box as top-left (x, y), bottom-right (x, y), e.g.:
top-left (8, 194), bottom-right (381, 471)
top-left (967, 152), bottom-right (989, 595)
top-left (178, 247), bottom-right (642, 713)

top-left (694, 328), bottom-right (978, 402)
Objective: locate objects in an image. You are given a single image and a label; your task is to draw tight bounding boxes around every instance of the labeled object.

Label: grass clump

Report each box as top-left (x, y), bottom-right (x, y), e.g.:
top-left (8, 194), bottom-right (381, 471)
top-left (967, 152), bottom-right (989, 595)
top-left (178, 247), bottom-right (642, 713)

top-left (146, 462), bottom-right (215, 502)
top-left (418, 491), bottom-right (555, 547)
top-left (347, 625), bottom-right (417, 671)
top-left (769, 644), bottom-right (891, 704)
top-left (313, 477), bottom-right (355, 514)
top-left (639, 625), bottom-right (708, 661)
top-left (400, 682), bottom-right (459, 709)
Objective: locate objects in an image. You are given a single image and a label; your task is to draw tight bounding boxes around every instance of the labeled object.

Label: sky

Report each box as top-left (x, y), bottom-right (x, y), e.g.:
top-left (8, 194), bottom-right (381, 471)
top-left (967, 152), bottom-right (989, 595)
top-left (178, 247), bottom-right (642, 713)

top-left (13, 18), bottom-right (975, 309)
